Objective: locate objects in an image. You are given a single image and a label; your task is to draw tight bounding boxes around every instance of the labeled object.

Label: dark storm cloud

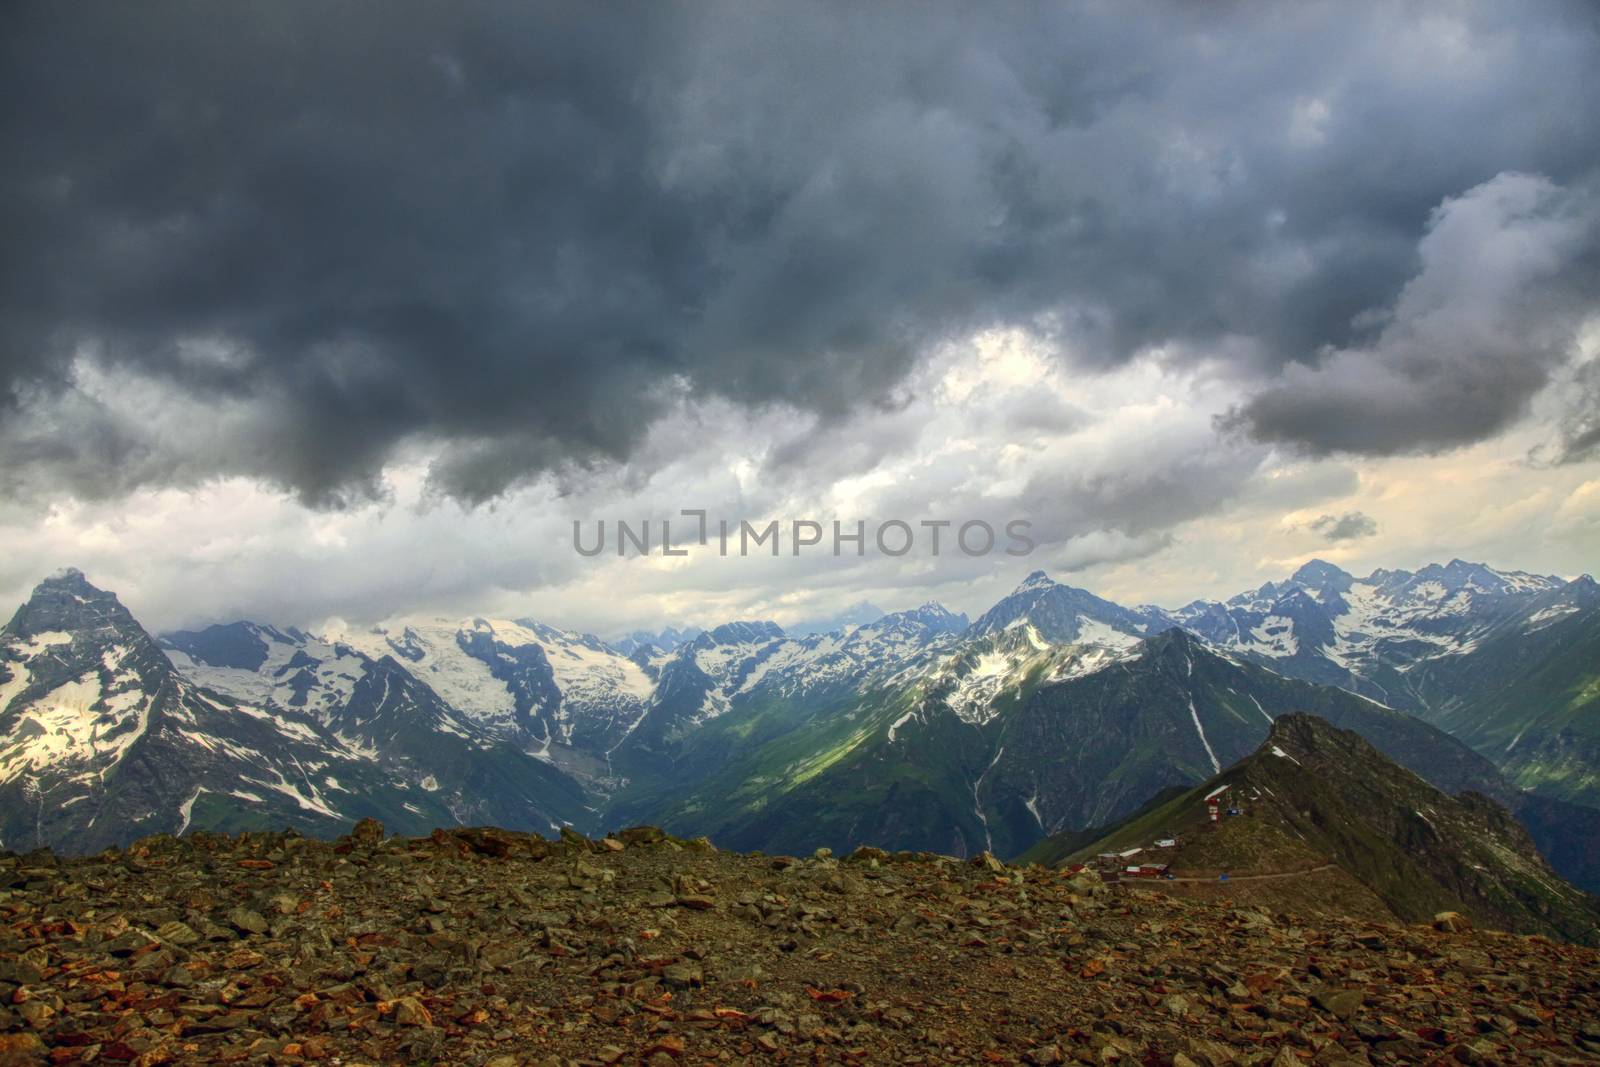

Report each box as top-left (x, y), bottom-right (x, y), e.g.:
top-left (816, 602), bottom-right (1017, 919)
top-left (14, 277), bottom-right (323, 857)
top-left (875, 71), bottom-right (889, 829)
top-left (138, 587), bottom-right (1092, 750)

top-left (1309, 511), bottom-right (1378, 542)
top-left (4, 0), bottom-right (1600, 506)
top-left (1224, 174), bottom-right (1600, 456)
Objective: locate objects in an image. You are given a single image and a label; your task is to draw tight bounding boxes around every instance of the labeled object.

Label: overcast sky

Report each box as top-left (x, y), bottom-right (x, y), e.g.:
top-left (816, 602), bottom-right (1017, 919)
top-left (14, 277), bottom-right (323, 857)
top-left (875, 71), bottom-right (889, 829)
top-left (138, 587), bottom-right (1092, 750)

top-left (2, 1), bottom-right (1598, 636)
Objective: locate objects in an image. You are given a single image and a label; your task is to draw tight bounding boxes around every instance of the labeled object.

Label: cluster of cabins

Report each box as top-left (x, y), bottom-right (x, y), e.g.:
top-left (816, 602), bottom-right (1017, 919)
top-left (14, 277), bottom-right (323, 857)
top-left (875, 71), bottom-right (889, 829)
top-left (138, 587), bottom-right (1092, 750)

top-left (1088, 839), bottom-right (1176, 880)
top-left (1081, 784), bottom-right (1251, 881)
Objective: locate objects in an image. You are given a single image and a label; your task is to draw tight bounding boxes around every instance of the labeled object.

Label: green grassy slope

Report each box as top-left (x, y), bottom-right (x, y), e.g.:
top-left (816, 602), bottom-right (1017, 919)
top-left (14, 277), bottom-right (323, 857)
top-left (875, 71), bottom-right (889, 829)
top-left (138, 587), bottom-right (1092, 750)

top-left (1055, 715), bottom-right (1600, 945)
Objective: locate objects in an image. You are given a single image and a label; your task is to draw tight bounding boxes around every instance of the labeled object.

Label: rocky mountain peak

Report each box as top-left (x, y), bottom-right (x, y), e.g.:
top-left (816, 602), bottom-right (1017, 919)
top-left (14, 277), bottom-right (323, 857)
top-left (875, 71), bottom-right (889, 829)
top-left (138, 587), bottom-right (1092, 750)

top-left (972, 573), bottom-right (1152, 644)
top-left (1262, 711), bottom-right (1348, 757)
top-left (162, 620), bottom-right (283, 671)
top-left (1058, 714), bottom-right (1600, 944)
top-left (883, 601), bottom-right (969, 634)
top-left (1290, 558), bottom-right (1351, 581)
top-left (7, 567), bottom-right (141, 639)
top-left (1128, 626), bottom-right (1213, 684)
top-left (1142, 624), bottom-right (1200, 657)
top-left (611, 625), bottom-right (703, 655)
top-left (702, 620), bottom-right (785, 646)
top-left (1016, 569), bottom-right (1054, 591)
top-left (1288, 558), bottom-right (1355, 597)
top-left (1405, 558), bottom-right (1556, 597)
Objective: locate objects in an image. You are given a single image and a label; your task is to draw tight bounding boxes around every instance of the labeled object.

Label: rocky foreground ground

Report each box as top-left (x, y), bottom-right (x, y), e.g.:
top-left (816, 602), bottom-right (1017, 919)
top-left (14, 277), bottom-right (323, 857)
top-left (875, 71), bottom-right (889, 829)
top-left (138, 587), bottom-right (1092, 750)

top-left (2, 823), bottom-right (1598, 1067)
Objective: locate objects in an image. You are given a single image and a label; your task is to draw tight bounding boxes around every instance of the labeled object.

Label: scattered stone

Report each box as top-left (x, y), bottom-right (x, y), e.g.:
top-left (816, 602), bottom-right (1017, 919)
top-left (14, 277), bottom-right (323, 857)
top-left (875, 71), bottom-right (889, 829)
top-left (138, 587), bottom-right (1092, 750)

top-left (452, 826), bottom-right (519, 857)
top-left (616, 825), bottom-right (666, 846)
top-left (971, 850), bottom-right (1006, 873)
top-left (1312, 988), bottom-right (1365, 1019)
top-left (390, 996), bottom-right (433, 1027)
top-left (226, 906), bottom-right (269, 935)
top-left (847, 845), bottom-right (890, 863)
top-left (155, 919), bottom-right (201, 944)
top-left (663, 962), bottom-right (703, 988)
top-left (643, 1034), bottom-right (687, 1058)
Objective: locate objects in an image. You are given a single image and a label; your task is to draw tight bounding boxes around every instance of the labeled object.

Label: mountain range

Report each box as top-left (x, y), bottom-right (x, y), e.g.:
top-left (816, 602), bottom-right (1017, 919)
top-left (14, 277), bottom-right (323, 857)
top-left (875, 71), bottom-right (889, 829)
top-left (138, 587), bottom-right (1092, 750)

top-left (0, 571), bottom-right (587, 855)
top-left (3, 559), bottom-right (1597, 910)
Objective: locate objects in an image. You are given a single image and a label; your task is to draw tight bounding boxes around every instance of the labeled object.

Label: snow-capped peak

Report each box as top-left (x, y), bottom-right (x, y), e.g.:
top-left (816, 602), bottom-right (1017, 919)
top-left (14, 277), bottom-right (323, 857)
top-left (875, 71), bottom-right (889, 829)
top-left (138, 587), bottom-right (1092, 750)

top-left (971, 573), bottom-right (1153, 645)
top-left (1015, 569), bottom-right (1055, 592)
top-left (875, 601), bottom-right (969, 635)
top-left (1170, 558), bottom-right (1579, 705)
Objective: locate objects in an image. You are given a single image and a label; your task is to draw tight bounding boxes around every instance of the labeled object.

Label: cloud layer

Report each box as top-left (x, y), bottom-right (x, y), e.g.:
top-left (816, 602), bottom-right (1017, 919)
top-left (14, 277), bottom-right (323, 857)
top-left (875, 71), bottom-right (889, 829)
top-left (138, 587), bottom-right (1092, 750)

top-left (3, 2), bottom-right (1599, 633)
top-left (4, 1), bottom-right (1599, 509)
top-left (4, 330), bottom-right (1595, 637)
top-left (1225, 174), bottom-right (1600, 455)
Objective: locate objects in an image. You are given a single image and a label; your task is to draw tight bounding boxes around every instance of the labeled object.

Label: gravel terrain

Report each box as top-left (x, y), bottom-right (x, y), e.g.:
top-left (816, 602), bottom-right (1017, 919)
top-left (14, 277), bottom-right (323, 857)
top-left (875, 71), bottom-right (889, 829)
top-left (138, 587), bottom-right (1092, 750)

top-left (2, 821), bottom-right (1597, 1066)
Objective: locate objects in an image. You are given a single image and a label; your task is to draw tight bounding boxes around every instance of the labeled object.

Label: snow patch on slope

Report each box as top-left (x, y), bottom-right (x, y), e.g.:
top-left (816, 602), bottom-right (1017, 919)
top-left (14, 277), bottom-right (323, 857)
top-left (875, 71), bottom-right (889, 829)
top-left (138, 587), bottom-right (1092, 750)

top-left (1189, 697), bottom-right (1221, 774)
top-left (0, 671), bottom-right (149, 784)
